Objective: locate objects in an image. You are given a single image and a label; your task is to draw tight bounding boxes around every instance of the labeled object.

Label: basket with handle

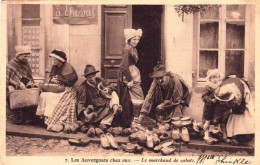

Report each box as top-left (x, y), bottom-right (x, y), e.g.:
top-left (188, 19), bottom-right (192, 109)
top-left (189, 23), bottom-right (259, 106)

top-left (9, 88), bottom-right (40, 110)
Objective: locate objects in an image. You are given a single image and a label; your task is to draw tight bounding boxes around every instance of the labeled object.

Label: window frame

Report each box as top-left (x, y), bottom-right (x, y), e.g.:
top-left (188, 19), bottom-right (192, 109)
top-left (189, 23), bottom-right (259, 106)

top-left (196, 5), bottom-right (249, 86)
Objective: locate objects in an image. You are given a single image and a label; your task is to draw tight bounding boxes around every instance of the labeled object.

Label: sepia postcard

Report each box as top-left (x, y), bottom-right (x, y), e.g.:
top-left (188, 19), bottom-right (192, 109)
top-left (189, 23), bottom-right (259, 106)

top-left (0, 0), bottom-right (259, 164)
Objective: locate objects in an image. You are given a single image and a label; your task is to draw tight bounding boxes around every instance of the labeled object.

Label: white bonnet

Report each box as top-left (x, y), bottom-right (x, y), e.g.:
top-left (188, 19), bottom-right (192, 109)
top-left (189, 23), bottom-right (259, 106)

top-left (206, 69), bottom-right (223, 81)
top-left (15, 45), bottom-right (32, 56)
top-left (124, 29), bottom-right (143, 43)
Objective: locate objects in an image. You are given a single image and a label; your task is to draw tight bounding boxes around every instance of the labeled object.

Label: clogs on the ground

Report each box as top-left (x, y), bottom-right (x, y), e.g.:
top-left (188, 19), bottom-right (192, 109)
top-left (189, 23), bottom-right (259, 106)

top-left (180, 127), bottom-right (190, 143)
top-left (152, 134), bottom-right (160, 146)
top-left (181, 116), bottom-right (191, 121)
top-left (95, 127), bottom-right (104, 137)
top-left (134, 144), bottom-right (144, 154)
top-left (68, 138), bottom-right (90, 146)
top-left (100, 134), bottom-right (110, 149)
top-left (160, 146), bottom-right (176, 155)
top-left (107, 127), bottom-right (114, 134)
top-left (122, 128), bottom-right (131, 136)
top-left (87, 127), bottom-right (95, 137)
top-left (181, 120), bottom-right (192, 127)
top-left (106, 133), bottom-right (118, 149)
top-left (203, 137), bottom-right (214, 145)
top-left (121, 143), bottom-right (137, 153)
top-left (159, 132), bottom-right (172, 141)
top-left (154, 139), bottom-right (174, 152)
top-left (171, 128), bottom-right (181, 141)
top-left (171, 120), bottom-right (182, 128)
top-left (112, 127), bottom-right (123, 136)
top-left (99, 124), bottom-right (107, 132)
top-left (80, 125), bottom-right (89, 133)
top-left (146, 134), bottom-right (154, 149)
top-left (172, 116), bottom-right (180, 121)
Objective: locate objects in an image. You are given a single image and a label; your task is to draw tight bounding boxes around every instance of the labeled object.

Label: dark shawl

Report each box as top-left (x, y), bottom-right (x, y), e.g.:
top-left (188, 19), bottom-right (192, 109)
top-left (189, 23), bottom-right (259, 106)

top-left (6, 57), bottom-right (34, 90)
top-left (49, 62), bottom-right (78, 87)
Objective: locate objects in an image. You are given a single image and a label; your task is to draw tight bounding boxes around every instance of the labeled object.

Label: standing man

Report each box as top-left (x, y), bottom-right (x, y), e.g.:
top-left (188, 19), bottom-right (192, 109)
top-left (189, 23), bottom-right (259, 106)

top-left (6, 45), bottom-right (35, 124)
top-left (77, 65), bottom-right (122, 135)
top-left (135, 64), bottom-right (192, 124)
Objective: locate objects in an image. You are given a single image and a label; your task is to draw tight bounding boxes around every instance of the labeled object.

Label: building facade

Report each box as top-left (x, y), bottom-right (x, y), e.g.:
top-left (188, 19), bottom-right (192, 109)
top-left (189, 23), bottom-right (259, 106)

top-left (6, 4), bottom-right (255, 96)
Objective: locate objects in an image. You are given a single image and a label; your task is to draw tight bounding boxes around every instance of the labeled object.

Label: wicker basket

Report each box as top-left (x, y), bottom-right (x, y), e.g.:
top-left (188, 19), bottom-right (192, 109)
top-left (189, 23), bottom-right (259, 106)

top-left (40, 83), bottom-right (65, 93)
top-left (9, 88), bottom-right (40, 110)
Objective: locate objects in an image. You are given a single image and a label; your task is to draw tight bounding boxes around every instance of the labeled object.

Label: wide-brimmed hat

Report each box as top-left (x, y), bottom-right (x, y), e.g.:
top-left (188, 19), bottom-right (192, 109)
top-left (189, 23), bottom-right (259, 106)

top-left (49, 49), bottom-right (67, 62)
top-left (15, 45), bottom-right (32, 56)
top-left (83, 64), bottom-right (99, 77)
top-left (149, 64), bottom-right (168, 78)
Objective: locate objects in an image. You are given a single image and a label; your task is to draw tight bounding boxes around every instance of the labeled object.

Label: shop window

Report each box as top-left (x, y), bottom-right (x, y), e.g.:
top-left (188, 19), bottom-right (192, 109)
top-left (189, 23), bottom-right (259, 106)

top-left (22, 4), bottom-right (42, 77)
top-left (198, 5), bottom-right (246, 81)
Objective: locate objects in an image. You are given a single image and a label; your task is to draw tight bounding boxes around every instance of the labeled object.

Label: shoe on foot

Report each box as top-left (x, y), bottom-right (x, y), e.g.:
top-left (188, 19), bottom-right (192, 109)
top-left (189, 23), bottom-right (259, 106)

top-left (100, 134), bottom-right (110, 149)
top-left (231, 138), bottom-right (239, 146)
top-left (112, 127), bottom-right (122, 136)
top-left (106, 133), bottom-right (118, 149)
top-left (122, 128), bottom-right (131, 136)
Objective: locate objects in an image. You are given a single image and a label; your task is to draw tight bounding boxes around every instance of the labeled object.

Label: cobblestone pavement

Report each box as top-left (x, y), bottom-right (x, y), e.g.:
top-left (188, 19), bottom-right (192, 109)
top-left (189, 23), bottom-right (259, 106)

top-left (6, 135), bottom-right (246, 156)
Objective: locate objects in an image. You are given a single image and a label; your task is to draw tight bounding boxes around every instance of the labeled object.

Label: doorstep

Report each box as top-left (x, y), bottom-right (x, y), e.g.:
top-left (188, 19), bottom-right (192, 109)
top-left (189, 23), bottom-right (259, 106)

top-left (6, 120), bottom-right (254, 155)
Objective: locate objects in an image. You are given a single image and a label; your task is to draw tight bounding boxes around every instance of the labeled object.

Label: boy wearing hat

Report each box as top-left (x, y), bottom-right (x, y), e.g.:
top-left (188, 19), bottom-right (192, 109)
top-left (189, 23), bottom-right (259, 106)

top-left (77, 64), bottom-right (122, 135)
top-left (135, 64), bottom-right (191, 125)
top-left (6, 45), bottom-right (35, 124)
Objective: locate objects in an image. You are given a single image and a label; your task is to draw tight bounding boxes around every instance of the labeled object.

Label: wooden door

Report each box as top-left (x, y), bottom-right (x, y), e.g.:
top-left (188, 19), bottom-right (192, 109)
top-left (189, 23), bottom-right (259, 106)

top-left (101, 5), bottom-right (132, 88)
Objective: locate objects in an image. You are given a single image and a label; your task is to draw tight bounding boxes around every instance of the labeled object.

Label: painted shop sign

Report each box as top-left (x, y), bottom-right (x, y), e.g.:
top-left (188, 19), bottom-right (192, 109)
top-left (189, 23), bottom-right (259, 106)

top-left (53, 5), bottom-right (97, 25)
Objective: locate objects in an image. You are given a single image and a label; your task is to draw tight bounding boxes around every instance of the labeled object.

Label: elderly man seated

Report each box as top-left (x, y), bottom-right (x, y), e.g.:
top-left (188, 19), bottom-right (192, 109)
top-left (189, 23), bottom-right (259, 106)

top-left (135, 64), bottom-right (192, 126)
top-left (6, 45), bottom-right (36, 124)
top-left (77, 64), bottom-right (122, 137)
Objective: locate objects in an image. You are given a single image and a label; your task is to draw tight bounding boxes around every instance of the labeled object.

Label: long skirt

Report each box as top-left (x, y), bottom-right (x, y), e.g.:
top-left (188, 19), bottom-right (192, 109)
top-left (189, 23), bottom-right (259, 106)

top-left (226, 80), bottom-right (254, 137)
top-left (36, 87), bottom-right (77, 126)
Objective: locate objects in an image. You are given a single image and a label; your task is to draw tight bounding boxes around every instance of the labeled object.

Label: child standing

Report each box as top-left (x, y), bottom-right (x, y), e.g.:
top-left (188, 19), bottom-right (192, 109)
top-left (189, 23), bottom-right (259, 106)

top-left (201, 69), bottom-right (223, 144)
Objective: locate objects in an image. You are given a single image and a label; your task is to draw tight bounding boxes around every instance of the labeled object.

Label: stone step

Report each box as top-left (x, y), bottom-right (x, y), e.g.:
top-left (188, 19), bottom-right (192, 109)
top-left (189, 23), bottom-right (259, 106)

top-left (6, 120), bottom-right (254, 155)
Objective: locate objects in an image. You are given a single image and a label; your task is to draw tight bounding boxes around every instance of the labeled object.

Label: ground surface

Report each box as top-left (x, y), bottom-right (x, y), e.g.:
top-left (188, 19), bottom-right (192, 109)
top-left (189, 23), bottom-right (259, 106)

top-left (6, 135), bottom-right (251, 156)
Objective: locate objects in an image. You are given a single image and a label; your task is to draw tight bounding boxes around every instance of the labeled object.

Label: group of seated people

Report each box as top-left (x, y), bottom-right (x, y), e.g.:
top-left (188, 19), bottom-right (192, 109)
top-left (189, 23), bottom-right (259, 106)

top-left (6, 45), bottom-right (254, 147)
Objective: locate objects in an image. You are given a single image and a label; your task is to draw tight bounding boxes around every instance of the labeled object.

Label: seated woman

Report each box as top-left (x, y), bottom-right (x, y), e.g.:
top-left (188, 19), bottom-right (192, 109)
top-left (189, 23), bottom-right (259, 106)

top-left (36, 49), bottom-right (78, 133)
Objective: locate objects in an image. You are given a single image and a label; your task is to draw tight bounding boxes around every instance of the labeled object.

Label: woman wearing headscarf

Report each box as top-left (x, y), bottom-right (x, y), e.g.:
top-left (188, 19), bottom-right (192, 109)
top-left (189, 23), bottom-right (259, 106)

top-left (6, 45), bottom-right (35, 124)
top-left (36, 50), bottom-right (78, 133)
top-left (120, 29), bottom-right (144, 128)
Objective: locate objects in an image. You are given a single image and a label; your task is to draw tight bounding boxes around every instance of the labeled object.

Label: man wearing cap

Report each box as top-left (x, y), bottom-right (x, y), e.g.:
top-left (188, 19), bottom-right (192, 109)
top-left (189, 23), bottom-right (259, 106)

top-left (77, 64), bottom-right (122, 135)
top-left (136, 64), bottom-right (192, 124)
top-left (6, 45), bottom-right (35, 124)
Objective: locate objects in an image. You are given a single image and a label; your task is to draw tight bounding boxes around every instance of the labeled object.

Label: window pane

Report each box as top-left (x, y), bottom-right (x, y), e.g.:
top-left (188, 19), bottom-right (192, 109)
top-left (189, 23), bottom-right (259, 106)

top-left (200, 5), bottom-right (219, 19)
top-left (22, 4), bottom-right (40, 18)
top-left (200, 22), bottom-right (218, 49)
top-left (226, 22), bottom-right (245, 49)
top-left (225, 51), bottom-right (244, 77)
top-left (199, 51), bottom-right (218, 78)
top-left (226, 5), bottom-right (245, 19)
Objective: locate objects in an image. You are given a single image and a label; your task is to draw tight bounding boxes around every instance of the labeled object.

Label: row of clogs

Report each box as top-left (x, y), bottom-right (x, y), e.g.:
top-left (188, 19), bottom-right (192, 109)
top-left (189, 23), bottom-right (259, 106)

top-left (172, 127), bottom-right (190, 143)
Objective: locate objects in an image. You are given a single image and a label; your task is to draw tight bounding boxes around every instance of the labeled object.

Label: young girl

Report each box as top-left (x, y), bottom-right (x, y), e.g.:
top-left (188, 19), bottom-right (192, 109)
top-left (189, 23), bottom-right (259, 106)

top-left (201, 69), bottom-right (223, 144)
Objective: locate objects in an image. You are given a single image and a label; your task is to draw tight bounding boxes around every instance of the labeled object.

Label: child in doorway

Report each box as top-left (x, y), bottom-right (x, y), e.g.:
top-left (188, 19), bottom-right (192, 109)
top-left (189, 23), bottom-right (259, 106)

top-left (201, 69), bottom-right (224, 144)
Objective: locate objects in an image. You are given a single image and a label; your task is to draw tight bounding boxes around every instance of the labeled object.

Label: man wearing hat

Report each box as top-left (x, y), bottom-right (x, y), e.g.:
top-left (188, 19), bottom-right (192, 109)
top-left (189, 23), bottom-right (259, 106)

top-left (77, 64), bottom-right (122, 135)
top-left (135, 64), bottom-right (192, 124)
top-left (6, 45), bottom-right (35, 124)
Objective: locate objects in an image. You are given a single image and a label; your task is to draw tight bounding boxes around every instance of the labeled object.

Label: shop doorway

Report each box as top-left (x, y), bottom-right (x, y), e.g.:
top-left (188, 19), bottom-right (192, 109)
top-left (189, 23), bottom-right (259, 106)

top-left (133, 5), bottom-right (163, 96)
